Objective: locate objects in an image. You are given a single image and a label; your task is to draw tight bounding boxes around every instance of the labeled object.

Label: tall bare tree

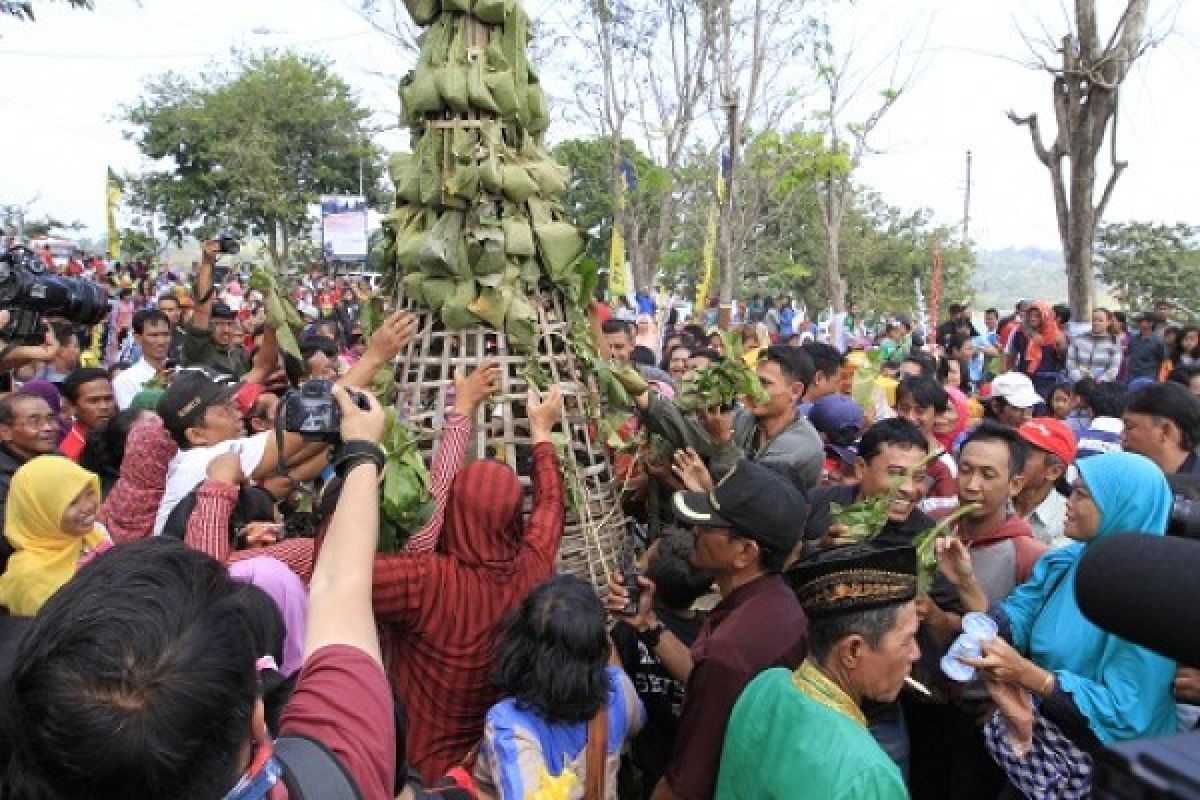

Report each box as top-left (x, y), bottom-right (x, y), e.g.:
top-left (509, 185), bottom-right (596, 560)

top-left (1008, 0), bottom-right (1156, 319)
top-left (705, 0), bottom-right (817, 319)
top-left (569, 0), bottom-right (713, 291)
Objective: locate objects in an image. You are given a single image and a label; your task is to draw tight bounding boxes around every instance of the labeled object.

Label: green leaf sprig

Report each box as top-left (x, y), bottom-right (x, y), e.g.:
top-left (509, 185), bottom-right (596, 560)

top-left (377, 409), bottom-right (435, 553)
top-left (677, 332), bottom-right (768, 413)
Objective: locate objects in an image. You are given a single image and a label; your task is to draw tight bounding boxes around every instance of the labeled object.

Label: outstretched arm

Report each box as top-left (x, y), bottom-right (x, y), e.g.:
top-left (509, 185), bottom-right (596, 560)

top-left (402, 360), bottom-right (500, 553)
top-left (304, 385), bottom-right (388, 665)
top-left (522, 385), bottom-right (565, 573)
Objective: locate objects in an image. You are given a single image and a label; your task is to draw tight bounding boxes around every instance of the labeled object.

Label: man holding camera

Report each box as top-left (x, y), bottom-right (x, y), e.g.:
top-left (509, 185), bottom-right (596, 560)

top-left (182, 239), bottom-right (249, 378)
top-left (152, 309), bottom-right (418, 536)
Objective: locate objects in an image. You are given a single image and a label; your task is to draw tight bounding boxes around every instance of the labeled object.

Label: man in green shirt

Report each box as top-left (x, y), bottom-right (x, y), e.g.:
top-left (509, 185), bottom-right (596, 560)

top-left (716, 545), bottom-right (919, 799)
top-left (182, 239), bottom-right (249, 378)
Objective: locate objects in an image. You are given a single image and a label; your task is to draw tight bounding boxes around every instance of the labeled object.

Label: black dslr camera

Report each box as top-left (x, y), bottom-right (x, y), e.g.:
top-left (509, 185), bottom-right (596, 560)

top-left (1167, 474), bottom-right (1200, 540)
top-left (281, 379), bottom-right (370, 442)
top-left (0, 246), bottom-right (109, 344)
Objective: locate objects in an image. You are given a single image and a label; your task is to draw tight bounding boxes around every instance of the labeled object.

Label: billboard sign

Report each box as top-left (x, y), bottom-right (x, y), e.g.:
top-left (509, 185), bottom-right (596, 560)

top-left (320, 195), bottom-right (368, 261)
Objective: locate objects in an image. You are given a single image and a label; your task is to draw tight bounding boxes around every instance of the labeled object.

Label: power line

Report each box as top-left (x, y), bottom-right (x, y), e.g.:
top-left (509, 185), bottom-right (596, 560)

top-left (0, 30), bottom-right (372, 60)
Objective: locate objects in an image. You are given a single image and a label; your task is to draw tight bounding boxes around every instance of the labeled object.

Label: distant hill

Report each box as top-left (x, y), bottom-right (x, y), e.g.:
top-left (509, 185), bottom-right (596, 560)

top-left (972, 247), bottom-right (1066, 310)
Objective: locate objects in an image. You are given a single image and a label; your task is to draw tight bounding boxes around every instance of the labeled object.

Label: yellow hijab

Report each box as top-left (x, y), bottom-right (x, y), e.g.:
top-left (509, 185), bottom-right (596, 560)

top-left (0, 456), bottom-right (108, 616)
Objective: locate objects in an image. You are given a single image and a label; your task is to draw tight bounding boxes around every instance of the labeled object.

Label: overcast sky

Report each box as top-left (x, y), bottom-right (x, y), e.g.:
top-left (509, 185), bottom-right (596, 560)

top-left (1, 0), bottom-right (1197, 254)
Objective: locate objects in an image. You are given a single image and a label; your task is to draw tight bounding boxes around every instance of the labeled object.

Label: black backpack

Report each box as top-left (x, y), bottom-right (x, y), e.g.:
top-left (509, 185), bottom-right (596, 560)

top-left (273, 735), bottom-right (363, 800)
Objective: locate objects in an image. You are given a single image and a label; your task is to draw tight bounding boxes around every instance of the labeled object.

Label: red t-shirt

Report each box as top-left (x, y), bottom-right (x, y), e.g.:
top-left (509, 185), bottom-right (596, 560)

top-left (278, 645), bottom-right (396, 800)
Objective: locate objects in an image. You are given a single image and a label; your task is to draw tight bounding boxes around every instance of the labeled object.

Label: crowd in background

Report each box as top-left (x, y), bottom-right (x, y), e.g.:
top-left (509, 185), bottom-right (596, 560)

top-left (0, 240), bottom-right (1197, 799)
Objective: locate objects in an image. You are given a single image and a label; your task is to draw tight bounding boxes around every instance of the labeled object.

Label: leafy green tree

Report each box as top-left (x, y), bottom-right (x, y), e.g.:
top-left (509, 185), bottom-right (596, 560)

top-left (116, 227), bottom-right (162, 264)
top-left (123, 51), bottom-right (384, 269)
top-left (1095, 221), bottom-right (1200, 311)
top-left (552, 136), bottom-right (671, 288)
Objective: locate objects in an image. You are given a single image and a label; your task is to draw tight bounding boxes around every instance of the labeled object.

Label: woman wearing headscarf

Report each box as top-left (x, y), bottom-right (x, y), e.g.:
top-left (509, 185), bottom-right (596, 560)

top-left (97, 414), bottom-right (177, 543)
top-left (934, 386), bottom-right (971, 454)
top-left (0, 456), bottom-right (111, 616)
top-left (228, 555), bottom-right (308, 677)
top-left (1010, 301), bottom-right (1068, 398)
top-left (367, 387), bottom-right (565, 782)
top-left (936, 451), bottom-right (1178, 798)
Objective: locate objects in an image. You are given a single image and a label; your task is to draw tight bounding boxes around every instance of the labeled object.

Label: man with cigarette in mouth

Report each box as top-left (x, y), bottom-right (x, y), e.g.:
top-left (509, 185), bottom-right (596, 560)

top-left (716, 544), bottom-right (920, 799)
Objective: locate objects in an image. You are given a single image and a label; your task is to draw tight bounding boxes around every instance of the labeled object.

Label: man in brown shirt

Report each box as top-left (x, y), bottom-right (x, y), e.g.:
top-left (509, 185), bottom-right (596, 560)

top-left (609, 459), bottom-right (809, 800)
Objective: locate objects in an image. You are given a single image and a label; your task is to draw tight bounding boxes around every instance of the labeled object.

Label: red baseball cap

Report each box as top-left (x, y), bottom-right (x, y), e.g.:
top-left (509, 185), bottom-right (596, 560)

top-left (1018, 418), bottom-right (1077, 465)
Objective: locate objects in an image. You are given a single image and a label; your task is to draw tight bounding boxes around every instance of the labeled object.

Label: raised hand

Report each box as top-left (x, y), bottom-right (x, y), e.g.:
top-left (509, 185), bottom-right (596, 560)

top-left (453, 359), bottom-right (501, 418)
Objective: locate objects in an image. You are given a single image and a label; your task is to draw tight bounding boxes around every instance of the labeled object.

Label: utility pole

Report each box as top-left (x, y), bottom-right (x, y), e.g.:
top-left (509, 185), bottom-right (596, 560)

top-left (962, 149), bottom-right (973, 245)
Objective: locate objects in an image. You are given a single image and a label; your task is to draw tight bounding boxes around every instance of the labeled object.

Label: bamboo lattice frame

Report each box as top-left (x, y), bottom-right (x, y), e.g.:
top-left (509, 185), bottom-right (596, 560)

top-left (393, 285), bottom-right (630, 591)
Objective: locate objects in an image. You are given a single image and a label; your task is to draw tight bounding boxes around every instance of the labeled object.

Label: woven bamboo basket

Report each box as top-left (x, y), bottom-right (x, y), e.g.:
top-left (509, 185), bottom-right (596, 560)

top-left (391, 285), bottom-right (630, 592)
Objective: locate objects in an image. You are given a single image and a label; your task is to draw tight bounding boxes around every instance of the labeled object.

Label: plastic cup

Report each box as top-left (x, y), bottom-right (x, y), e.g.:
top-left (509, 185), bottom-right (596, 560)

top-left (940, 612), bottom-right (999, 682)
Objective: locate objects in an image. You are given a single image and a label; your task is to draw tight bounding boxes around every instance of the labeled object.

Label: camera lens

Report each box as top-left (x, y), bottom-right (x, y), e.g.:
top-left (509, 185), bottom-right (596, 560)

top-left (1168, 495), bottom-right (1200, 540)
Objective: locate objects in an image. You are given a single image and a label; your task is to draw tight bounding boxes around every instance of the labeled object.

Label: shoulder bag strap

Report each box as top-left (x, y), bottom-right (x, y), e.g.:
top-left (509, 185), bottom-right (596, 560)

top-left (274, 735), bottom-right (364, 800)
top-left (584, 706), bottom-right (609, 800)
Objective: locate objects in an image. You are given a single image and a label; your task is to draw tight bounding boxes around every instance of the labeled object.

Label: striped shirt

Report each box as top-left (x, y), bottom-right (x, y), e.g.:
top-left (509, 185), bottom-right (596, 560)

top-left (1066, 333), bottom-right (1123, 383)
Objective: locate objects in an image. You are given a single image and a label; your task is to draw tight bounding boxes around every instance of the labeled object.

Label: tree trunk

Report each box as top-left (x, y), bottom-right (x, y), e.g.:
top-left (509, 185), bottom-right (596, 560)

top-left (265, 222), bottom-right (282, 271)
top-left (1065, 150), bottom-right (1098, 320)
top-left (1009, 0), bottom-right (1149, 320)
top-left (823, 222), bottom-right (845, 314)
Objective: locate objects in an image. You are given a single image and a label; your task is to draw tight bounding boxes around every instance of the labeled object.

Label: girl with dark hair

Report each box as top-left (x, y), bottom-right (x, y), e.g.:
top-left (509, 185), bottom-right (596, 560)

top-left (1172, 326), bottom-right (1200, 369)
top-left (473, 575), bottom-right (645, 799)
top-left (79, 408), bottom-right (148, 496)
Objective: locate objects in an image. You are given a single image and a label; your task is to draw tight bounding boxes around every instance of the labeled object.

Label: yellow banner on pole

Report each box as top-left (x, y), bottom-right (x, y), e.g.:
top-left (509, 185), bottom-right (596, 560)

top-left (608, 174), bottom-right (629, 301)
top-left (694, 166), bottom-right (724, 315)
top-left (106, 168), bottom-right (121, 261)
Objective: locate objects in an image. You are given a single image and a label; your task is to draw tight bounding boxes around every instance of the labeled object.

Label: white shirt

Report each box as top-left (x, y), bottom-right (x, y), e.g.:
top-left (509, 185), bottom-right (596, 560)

top-left (153, 433), bottom-right (269, 536)
top-left (112, 358), bottom-right (158, 410)
top-left (1027, 489), bottom-right (1069, 549)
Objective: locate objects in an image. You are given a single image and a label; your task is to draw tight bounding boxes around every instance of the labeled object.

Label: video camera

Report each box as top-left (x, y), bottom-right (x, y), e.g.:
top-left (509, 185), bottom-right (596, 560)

top-left (281, 379), bottom-right (370, 443)
top-left (1167, 474), bottom-right (1200, 539)
top-left (1077, 533), bottom-right (1200, 798)
top-left (0, 245), bottom-right (109, 345)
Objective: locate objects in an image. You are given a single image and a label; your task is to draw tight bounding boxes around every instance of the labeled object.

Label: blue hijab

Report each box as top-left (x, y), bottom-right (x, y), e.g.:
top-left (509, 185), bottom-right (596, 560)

top-left (1000, 451), bottom-right (1178, 743)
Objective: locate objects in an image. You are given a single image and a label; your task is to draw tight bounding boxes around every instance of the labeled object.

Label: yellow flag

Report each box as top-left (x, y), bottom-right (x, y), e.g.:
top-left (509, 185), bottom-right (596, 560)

top-left (106, 168), bottom-right (121, 261)
top-left (694, 166), bottom-right (724, 314)
top-left (608, 176), bottom-right (629, 301)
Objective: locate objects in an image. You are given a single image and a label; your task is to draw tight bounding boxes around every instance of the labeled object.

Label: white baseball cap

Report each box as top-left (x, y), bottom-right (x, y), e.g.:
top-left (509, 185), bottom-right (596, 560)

top-left (990, 372), bottom-right (1043, 409)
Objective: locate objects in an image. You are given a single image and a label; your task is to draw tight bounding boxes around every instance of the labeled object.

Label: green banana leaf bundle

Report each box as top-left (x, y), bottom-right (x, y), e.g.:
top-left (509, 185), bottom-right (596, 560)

top-left (381, 2), bottom-right (595, 359)
top-left (378, 409), bottom-right (435, 553)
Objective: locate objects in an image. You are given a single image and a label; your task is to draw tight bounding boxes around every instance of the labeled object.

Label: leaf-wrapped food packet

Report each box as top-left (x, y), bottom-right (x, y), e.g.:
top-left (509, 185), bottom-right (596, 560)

top-left (501, 165), bottom-right (539, 204)
top-left (466, 56), bottom-right (501, 113)
top-left (505, 292), bottom-right (539, 350)
top-left (502, 216), bottom-right (536, 257)
top-left (404, 0), bottom-right (441, 26)
top-left (421, 277), bottom-right (455, 312)
top-left (484, 69), bottom-right (519, 116)
top-left (526, 160), bottom-right (568, 197)
top-left (401, 272), bottom-right (427, 306)
top-left (441, 280), bottom-right (479, 329)
top-left (534, 220), bottom-right (586, 279)
top-left (473, 0), bottom-right (511, 25)
top-left (434, 64), bottom-right (470, 112)
top-left (418, 210), bottom-right (466, 277)
top-left (469, 285), bottom-right (513, 329)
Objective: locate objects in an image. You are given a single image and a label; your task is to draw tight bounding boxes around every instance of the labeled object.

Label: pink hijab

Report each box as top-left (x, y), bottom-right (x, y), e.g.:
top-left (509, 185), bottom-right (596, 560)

top-left (935, 387), bottom-right (971, 453)
top-left (98, 415), bottom-right (178, 543)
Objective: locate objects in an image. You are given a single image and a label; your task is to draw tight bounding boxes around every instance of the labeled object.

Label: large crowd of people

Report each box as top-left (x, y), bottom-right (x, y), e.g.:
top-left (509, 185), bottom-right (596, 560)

top-left (0, 241), bottom-right (1196, 799)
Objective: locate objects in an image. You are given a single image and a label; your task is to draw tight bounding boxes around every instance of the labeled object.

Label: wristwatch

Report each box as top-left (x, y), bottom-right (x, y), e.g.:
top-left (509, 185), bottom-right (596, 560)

top-left (638, 620), bottom-right (667, 649)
